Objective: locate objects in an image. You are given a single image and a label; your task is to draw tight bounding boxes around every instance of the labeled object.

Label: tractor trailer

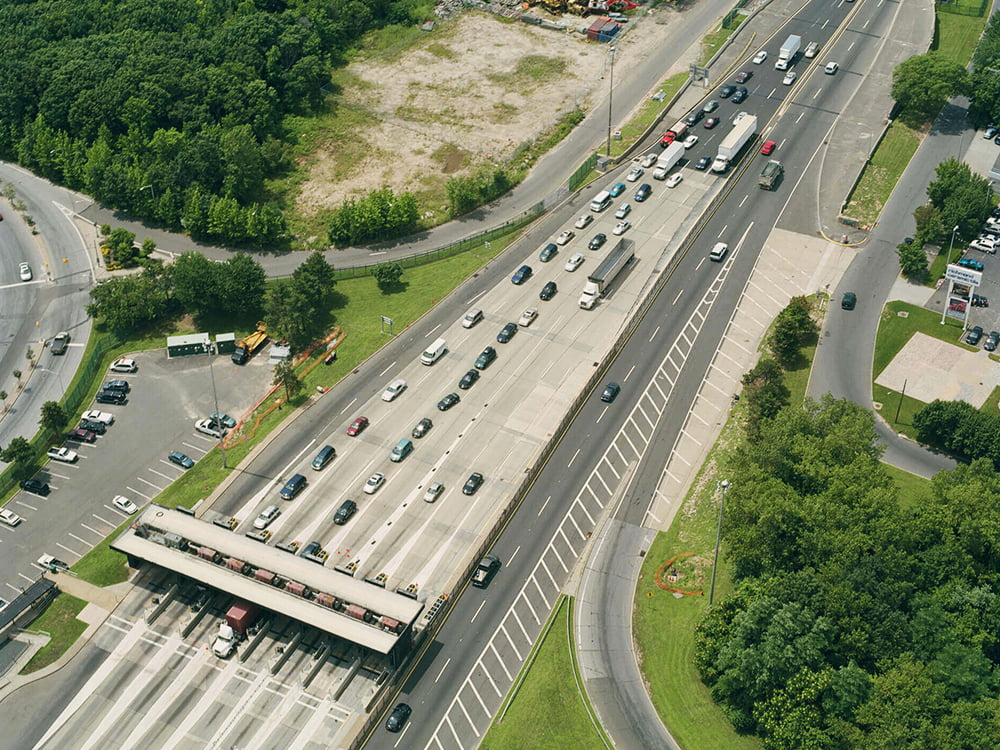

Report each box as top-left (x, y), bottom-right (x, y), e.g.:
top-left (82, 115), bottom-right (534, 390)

top-left (711, 115), bottom-right (757, 173)
top-left (652, 141), bottom-right (686, 180)
top-left (775, 35), bottom-right (801, 70)
top-left (212, 601), bottom-right (260, 658)
top-left (579, 239), bottom-right (635, 309)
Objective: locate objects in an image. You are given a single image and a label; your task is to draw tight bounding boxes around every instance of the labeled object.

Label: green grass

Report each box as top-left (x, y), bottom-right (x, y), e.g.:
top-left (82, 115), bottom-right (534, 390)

top-left (844, 121), bottom-right (921, 226)
top-left (20, 594), bottom-right (88, 675)
top-left (872, 384), bottom-right (928, 439)
top-left (881, 463), bottom-right (934, 508)
top-left (935, 11), bottom-right (989, 66)
top-left (873, 300), bottom-right (968, 378)
top-left (606, 72), bottom-right (690, 160)
top-left (482, 597), bottom-right (607, 750)
top-left (785, 337), bottom-right (818, 406)
top-left (700, 18), bottom-right (746, 66)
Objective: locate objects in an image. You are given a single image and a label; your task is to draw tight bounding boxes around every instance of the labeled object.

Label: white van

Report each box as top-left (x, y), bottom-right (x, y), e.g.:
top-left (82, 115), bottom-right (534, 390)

top-left (421, 337), bottom-right (448, 365)
top-left (590, 190), bottom-right (612, 213)
top-left (462, 308), bottom-right (483, 328)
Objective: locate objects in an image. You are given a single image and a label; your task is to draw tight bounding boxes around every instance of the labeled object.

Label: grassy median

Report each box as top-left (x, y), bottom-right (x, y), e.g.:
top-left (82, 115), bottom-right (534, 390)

top-left (19, 594), bottom-right (88, 675)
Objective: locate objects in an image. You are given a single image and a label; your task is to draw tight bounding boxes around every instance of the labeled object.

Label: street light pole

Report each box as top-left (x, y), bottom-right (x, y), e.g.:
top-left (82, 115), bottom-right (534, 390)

top-left (606, 46), bottom-right (617, 157)
top-left (209, 351), bottom-right (228, 469)
top-left (708, 479), bottom-right (731, 607)
top-left (941, 224), bottom-right (960, 325)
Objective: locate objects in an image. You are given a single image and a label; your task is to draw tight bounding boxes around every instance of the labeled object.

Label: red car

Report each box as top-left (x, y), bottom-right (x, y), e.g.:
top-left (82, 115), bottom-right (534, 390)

top-left (761, 140), bottom-right (777, 155)
top-left (67, 428), bottom-right (96, 443)
top-left (347, 416), bottom-right (369, 436)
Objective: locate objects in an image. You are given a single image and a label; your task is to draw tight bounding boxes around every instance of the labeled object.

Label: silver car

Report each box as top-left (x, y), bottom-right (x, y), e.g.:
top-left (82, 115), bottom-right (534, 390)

top-left (382, 379), bottom-right (407, 402)
top-left (253, 504), bottom-right (280, 529)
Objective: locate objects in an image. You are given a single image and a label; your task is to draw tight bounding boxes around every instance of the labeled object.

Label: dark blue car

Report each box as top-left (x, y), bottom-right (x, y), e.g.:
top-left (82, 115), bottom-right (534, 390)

top-left (511, 265), bottom-right (533, 285)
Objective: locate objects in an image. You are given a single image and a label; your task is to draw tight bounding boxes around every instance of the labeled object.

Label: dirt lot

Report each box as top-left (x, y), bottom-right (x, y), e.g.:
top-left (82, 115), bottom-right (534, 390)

top-left (296, 11), bottom-right (673, 217)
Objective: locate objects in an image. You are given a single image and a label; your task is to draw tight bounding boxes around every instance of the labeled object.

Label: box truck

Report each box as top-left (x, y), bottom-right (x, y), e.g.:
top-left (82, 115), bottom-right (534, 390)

top-left (775, 35), bottom-right (801, 70)
top-left (579, 239), bottom-right (635, 309)
top-left (711, 115), bottom-right (757, 173)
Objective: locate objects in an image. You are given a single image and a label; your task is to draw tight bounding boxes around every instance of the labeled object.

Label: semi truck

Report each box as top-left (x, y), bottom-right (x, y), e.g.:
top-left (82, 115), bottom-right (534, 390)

top-left (579, 239), bottom-right (635, 309)
top-left (758, 160), bottom-right (784, 190)
top-left (652, 141), bottom-right (686, 179)
top-left (232, 321), bottom-right (268, 365)
top-left (775, 35), bottom-right (801, 70)
top-left (711, 115), bottom-right (757, 173)
top-left (212, 601), bottom-right (260, 658)
top-left (659, 120), bottom-right (688, 147)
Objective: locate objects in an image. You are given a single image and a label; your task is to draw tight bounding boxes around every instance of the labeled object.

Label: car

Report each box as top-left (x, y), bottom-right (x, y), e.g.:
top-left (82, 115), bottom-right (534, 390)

top-left (463, 472), bottom-right (484, 495)
top-left (752, 50), bottom-right (767, 64)
top-left (574, 214), bottom-right (593, 229)
top-left (497, 322), bottom-right (518, 343)
top-left (437, 392), bottom-right (461, 410)
top-left (168, 451), bottom-right (194, 469)
top-left (626, 166), bottom-right (644, 182)
top-left (735, 69), bottom-right (753, 83)
top-left (364, 472), bottom-right (385, 495)
top-left (709, 242), bottom-right (729, 262)
top-left (519, 308), bottom-right (538, 326)
top-left (423, 482), bottom-right (445, 503)
top-left (967, 325), bottom-right (985, 345)
top-left (601, 383), bottom-right (621, 402)
top-left (588, 233), bottom-right (607, 251)
top-left (20, 478), bottom-right (50, 496)
top-left (613, 220), bottom-right (631, 236)
top-left (333, 499), bottom-right (357, 525)
top-left (301, 541), bottom-right (323, 559)
top-left (113, 495), bottom-right (139, 515)
top-left (539, 281), bottom-right (558, 300)
top-left (459, 369), bottom-right (480, 389)
top-left (195, 418), bottom-right (226, 439)
top-left (511, 265), bottom-right (533, 285)
top-left (381, 378), bottom-right (407, 402)
top-left (761, 140), bottom-right (777, 155)
top-left (18, 263), bottom-right (32, 282)
top-left (472, 554), bottom-right (501, 587)
top-left (252, 503), bottom-right (280, 529)
top-left (841, 292), bottom-right (857, 310)
top-left (615, 203), bottom-right (631, 219)
top-left (311, 445), bottom-right (336, 470)
top-left (555, 231), bottom-right (574, 247)
top-left (79, 419), bottom-right (107, 435)
top-left (995, 134), bottom-right (1000, 146)
top-left (564, 253), bottom-right (585, 272)
top-left (475, 346), bottom-right (497, 370)
top-left (539, 243), bottom-right (559, 262)
top-left (666, 173), bottom-right (684, 188)
top-left (412, 417), bottom-right (433, 438)
top-left (824, 61), bottom-right (839, 75)
top-left (683, 110), bottom-right (703, 126)
top-left (782, 71), bottom-right (797, 85)
top-left (733, 111), bottom-right (750, 125)
top-left (95, 390), bottom-right (126, 405)
top-left (694, 155), bottom-right (711, 170)
top-left (608, 182), bottom-right (627, 197)
top-left (704, 116), bottom-right (720, 129)
top-left (702, 99), bottom-right (719, 113)
top-left (385, 703), bottom-right (412, 733)
top-left (641, 152), bottom-right (659, 168)
top-left (209, 411), bottom-right (236, 429)
top-left (102, 379), bottom-right (130, 393)
top-left (719, 84), bottom-right (736, 98)
top-left (347, 416), bottom-right (369, 436)
top-left (47, 446), bottom-right (78, 463)
top-left (958, 257), bottom-right (985, 271)
top-left (109, 358), bottom-right (137, 373)
top-left (83, 409), bottom-right (114, 425)
top-left (634, 184), bottom-right (652, 202)
top-left (986, 127), bottom-right (1000, 140)
top-left (67, 428), bottom-right (96, 443)
top-left (50, 332), bottom-right (70, 355)
top-left (683, 135), bottom-right (699, 150)
top-left (0, 508), bottom-right (23, 527)
top-left (731, 87), bottom-right (748, 104)
top-left (279, 474), bottom-right (307, 500)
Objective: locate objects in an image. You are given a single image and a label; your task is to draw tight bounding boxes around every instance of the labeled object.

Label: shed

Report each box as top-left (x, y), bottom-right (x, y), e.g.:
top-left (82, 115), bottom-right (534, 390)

top-left (269, 341), bottom-right (292, 364)
top-left (215, 332), bottom-right (236, 355)
top-left (166, 332), bottom-right (211, 358)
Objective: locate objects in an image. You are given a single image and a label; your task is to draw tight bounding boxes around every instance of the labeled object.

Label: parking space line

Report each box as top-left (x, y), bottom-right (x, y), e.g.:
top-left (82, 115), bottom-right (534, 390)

top-left (153, 464), bottom-right (180, 477)
top-left (56, 542), bottom-right (80, 556)
top-left (68, 532), bottom-right (91, 546)
top-left (181, 441), bottom-right (208, 453)
top-left (80, 523), bottom-right (104, 537)
top-left (498, 626), bottom-right (522, 662)
top-left (92, 513), bottom-right (117, 527)
top-left (464, 682), bottom-right (490, 722)
top-left (126, 486), bottom-right (153, 499)
top-left (139, 475), bottom-right (167, 488)
top-left (480, 662), bottom-right (504, 698)
top-left (15, 500), bottom-right (38, 511)
top-left (520, 591), bottom-right (540, 625)
top-left (489, 642), bottom-right (514, 681)
top-left (538, 557), bottom-right (559, 589)
top-left (6, 582), bottom-right (23, 594)
top-left (18, 573), bottom-right (35, 584)
top-left (567, 511), bottom-right (588, 540)
top-left (510, 609), bottom-right (531, 643)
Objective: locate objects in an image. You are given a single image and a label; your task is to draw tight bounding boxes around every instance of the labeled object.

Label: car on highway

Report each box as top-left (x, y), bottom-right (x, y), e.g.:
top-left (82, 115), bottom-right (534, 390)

top-left (841, 292), bottom-right (857, 310)
top-left (18, 263), bottom-right (32, 281)
top-left (825, 61), bottom-right (839, 75)
top-left (67, 428), bottom-right (96, 443)
top-left (347, 416), bottom-right (369, 436)
top-left (113, 495), bottom-right (139, 515)
top-left (463, 472), bottom-right (484, 495)
top-left (312, 444), bottom-right (336, 469)
top-left (253, 504), bottom-right (279, 529)
top-left (626, 166), bottom-right (643, 182)
top-left (95, 390), bottom-right (126, 405)
top-left (539, 243), bottom-right (558, 262)
top-left (613, 220), bottom-right (631, 236)
top-left (363, 472), bottom-right (385, 495)
top-left (472, 554), bottom-right (501, 587)
top-left (301, 541), bottom-right (323, 560)
top-left (21, 478), bottom-right (50, 496)
top-left (683, 109), bottom-right (704, 126)
top-left (733, 111), bottom-right (750, 125)
top-left (497, 322), bottom-right (518, 343)
top-left (709, 242), bottom-right (729, 262)
top-left (615, 202), bottom-right (631, 219)
top-left (761, 140), bottom-right (777, 155)
top-left (702, 99), bottom-right (719, 113)
top-left (601, 383), bottom-right (621, 402)
top-left (279, 473), bottom-right (307, 500)
top-left (555, 231), bottom-right (574, 246)
top-left (519, 308), bottom-right (538, 326)
top-left (209, 411), bottom-right (236, 429)
top-left (782, 71), bottom-right (797, 85)
top-left (423, 482), bottom-right (445, 503)
top-left (385, 703), bottom-right (412, 733)
top-left (0, 508), bottom-right (23, 527)
top-left (735, 69), bottom-right (752, 83)
top-left (641, 152), bottom-right (658, 168)
top-left (695, 156), bottom-right (711, 170)
top-left (47, 446), bottom-right (78, 463)
top-left (539, 281), bottom-right (557, 300)
top-left (588, 233), bottom-right (607, 250)
top-left (574, 214), bottom-right (593, 229)
top-left (194, 418), bottom-right (225, 439)
top-left (79, 418), bottom-right (107, 435)
top-left (752, 50), bottom-right (767, 64)
top-left (634, 183), bottom-right (652, 202)
top-left (381, 378), bottom-right (407, 402)
top-left (608, 182), bottom-right (626, 197)
top-left (683, 135), bottom-right (698, 149)
top-left (731, 86), bottom-right (748, 104)
top-left (475, 346), bottom-right (497, 370)
top-left (412, 418), bottom-right (433, 438)
top-left (168, 450), bottom-right (194, 469)
top-left (967, 325), bottom-right (984, 345)
top-left (438, 392), bottom-right (460, 411)
top-left (50, 332), bottom-right (70, 355)
top-left (704, 116), bottom-right (719, 129)
top-left (83, 410), bottom-right (114, 425)
top-left (987, 331), bottom-right (1000, 352)
top-left (565, 253), bottom-right (584, 272)
top-left (459, 369), bottom-right (480, 389)
top-left (718, 84), bottom-right (736, 98)
top-left (666, 173), bottom-right (684, 188)
top-left (511, 265), bottom-right (533, 285)
top-left (109, 358), bottom-right (137, 373)
top-left (333, 500), bottom-right (357, 525)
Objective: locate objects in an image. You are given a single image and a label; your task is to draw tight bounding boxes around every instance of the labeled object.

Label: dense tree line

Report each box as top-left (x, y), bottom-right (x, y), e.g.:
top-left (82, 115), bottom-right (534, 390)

top-left (697, 395), bottom-right (1000, 748)
top-left (913, 398), bottom-right (1000, 467)
top-left (327, 188), bottom-right (420, 247)
top-left (0, 0), bottom-right (429, 246)
top-left (970, 12), bottom-right (1000, 128)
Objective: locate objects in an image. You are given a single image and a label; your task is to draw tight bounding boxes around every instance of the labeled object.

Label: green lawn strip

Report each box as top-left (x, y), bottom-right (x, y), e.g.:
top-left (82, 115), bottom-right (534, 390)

top-left (872, 384), bottom-right (927, 439)
top-left (881, 462), bottom-right (934, 509)
top-left (784, 339), bottom-right (817, 406)
top-left (926, 248), bottom-right (950, 286)
top-left (19, 594), bottom-right (88, 675)
top-left (844, 121), bottom-right (921, 226)
top-left (482, 596), bottom-right (606, 750)
top-left (935, 11), bottom-right (989, 65)
top-left (873, 300), bottom-right (967, 378)
top-left (700, 17), bottom-right (745, 66)
top-left (607, 72), bottom-right (691, 160)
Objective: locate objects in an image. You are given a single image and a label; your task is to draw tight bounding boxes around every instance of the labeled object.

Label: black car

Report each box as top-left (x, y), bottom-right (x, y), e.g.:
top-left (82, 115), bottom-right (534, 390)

top-left (539, 281), bottom-right (557, 301)
top-left (279, 473), bottom-right (307, 500)
top-left (588, 233), bottom-right (607, 251)
top-left (102, 380), bottom-right (131, 393)
top-left (333, 500), bottom-right (357, 525)
top-left (96, 390), bottom-right (127, 405)
top-left (78, 419), bottom-right (107, 435)
top-left (20, 478), bottom-right (50, 496)
top-left (301, 540), bottom-right (323, 557)
top-left (986, 331), bottom-right (1000, 352)
top-left (385, 703), bottom-right (412, 733)
top-left (511, 265), bottom-right (532, 285)
top-left (472, 553), bottom-right (501, 587)
top-left (437, 392), bottom-right (461, 411)
top-left (458, 369), bottom-right (480, 390)
top-left (497, 323), bottom-right (518, 344)
top-left (412, 417), bottom-right (433, 438)
top-left (634, 183), bottom-right (652, 202)
top-left (683, 110), bottom-right (704, 126)
top-left (731, 86), bottom-right (748, 104)
top-left (695, 156), bottom-right (711, 170)
top-left (601, 382), bottom-right (621, 402)
top-left (967, 325), bottom-right (984, 346)
top-left (719, 84), bottom-right (736, 98)
top-left (463, 472), bottom-right (484, 495)
top-left (841, 292), bottom-right (857, 310)
top-left (474, 346), bottom-right (497, 370)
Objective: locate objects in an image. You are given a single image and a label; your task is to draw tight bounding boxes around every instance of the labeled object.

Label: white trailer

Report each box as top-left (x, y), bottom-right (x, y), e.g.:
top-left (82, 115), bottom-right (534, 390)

top-left (711, 115), bottom-right (757, 173)
top-left (579, 239), bottom-right (635, 309)
top-left (652, 141), bottom-right (686, 179)
top-left (775, 35), bottom-right (801, 70)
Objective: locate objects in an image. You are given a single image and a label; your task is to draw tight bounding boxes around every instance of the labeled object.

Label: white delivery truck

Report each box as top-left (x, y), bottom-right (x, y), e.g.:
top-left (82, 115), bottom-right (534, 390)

top-left (775, 35), bottom-right (801, 70)
top-left (579, 239), bottom-right (635, 309)
top-left (711, 115), bottom-right (757, 173)
top-left (652, 141), bottom-right (686, 180)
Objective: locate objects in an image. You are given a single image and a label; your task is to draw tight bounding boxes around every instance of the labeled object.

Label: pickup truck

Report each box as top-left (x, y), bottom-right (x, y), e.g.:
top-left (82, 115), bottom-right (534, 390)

top-left (47, 446), bottom-right (79, 463)
top-left (471, 553), bottom-right (501, 587)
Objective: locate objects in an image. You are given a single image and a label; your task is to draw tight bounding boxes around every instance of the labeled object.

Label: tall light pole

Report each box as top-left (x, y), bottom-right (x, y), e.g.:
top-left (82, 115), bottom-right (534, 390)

top-left (605, 46), bottom-right (617, 157)
top-left (941, 224), bottom-right (960, 325)
top-left (208, 351), bottom-right (228, 469)
top-left (708, 479), bottom-right (731, 607)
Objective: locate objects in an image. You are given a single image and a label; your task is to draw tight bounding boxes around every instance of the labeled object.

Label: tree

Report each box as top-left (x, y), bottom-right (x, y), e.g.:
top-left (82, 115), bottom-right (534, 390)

top-left (372, 262), bottom-right (404, 290)
top-left (891, 53), bottom-right (969, 125)
top-left (264, 279), bottom-right (312, 349)
top-left (291, 252), bottom-right (336, 311)
top-left (913, 204), bottom-right (943, 244)
top-left (39, 401), bottom-right (67, 435)
top-left (1, 437), bottom-right (34, 475)
top-left (272, 360), bottom-right (303, 402)
top-left (87, 265), bottom-right (173, 333)
top-left (171, 251), bottom-right (220, 316)
top-left (914, 399), bottom-right (978, 450)
top-left (897, 239), bottom-right (928, 279)
top-left (218, 252), bottom-right (266, 317)
top-left (741, 358), bottom-right (789, 438)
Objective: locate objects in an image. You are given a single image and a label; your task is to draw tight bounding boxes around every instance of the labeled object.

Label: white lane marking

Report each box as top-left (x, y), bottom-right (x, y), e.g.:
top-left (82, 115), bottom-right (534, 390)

top-left (506, 545), bottom-right (521, 567)
top-left (596, 405), bottom-right (609, 424)
top-left (470, 600), bottom-right (486, 624)
top-left (567, 448), bottom-right (581, 468)
top-left (425, 324), bottom-right (442, 337)
top-left (672, 290), bottom-right (684, 305)
top-left (537, 495), bottom-right (552, 516)
top-left (649, 325), bottom-right (660, 342)
top-left (623, 364), bottom-right (636, 382)
top-left (339, 397), bottom-right (357, 415)
top-left (378, 361), bottom-right (396, 377)
top-left (435, 657), bottom-right (452, 683)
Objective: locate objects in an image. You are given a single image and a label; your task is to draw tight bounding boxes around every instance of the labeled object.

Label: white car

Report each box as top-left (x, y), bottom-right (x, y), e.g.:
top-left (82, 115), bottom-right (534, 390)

top-left (615, 203), bottom-right (631, 219)
top-left (253, 504), bottom-right (280, 529)
top-left (574, 214), bottom-right (593, 229)
top-left (0, 508), bottom-right (22, 527)
top-left (47, 446), bottom-right (78, 463)
top-left (752, 50), bottom-right (767, 64)
top-left (613, 220), bottom-right (631, 236)
top-left (641, 152), bottom-right (658, 168)
top-left (683, 135), bottom-right (699, 150)
top-left (710, 242), bottom-right (729, 262)
top-left (423, 482), bottom-right (444, 503)
top-left (112, 495), bottom-right (138, 515)
top-left (782, 71), bottom-right (797, 85)
top-left (195, 418), bottom-right (226, 439)
top-left (382, 379), bottom-right (407, 402)
top-left (824, 61), bottom-right (839, 75)
top-left (18, 263), bottom-right (32, 282)
top-left (82, 409), bottom-right (115, 425)
top-left (364, 472), bottom-right (385, 495)
top-left (109, 358), bottom-right (137, 373)
top-left (626, 167), bottom-right (644, 182)
top-left (565, 253), bottom-right (585, 272)
top-left (733, 111), bottom-right (750, 125)
top-left (518, 308), bottom-right (538, 327)
top-left (666, 173), bottom-right (684, 188)
top-left (556, 230), bottom-right (575, 246)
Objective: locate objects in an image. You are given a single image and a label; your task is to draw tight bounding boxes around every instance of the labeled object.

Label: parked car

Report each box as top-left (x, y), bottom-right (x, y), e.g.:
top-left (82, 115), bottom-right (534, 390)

top-left (497, 322), bottom-right (518, 343)
top-left (50, 332), bottom-right (70, 355)
top-left (958, 257), bottom-right (985, 272)
top-left (437, 392), bottom-right (461, 411)
top-left (47, 446), bottom-right (78, 463)
top-left (78, 419), bottom-right (106, 435)
top-left (967, 325), bottom-right (984, 346)
top-left (347, 416), bottom-right (369, 436)
top-left (20, 478), bottom-right (50, 496)
top-left (66, 428), bottom-right (96, 443)
top-left (381, 378), bottom-right (407, 402)
top-left (986, 331), bottom-right (1000, 352)
top-left (168, 450), bottom-right (194, 469)
top-left (412, 417), bottom-right (433, 438)
top-left (539, 281), bottom-right (558, 300)
top-left (113, 495), bottom-right (139, 515)
top-left (102, 380), bottom-right (130, 393)
top-left (109, 358), bottom-right (137, 373)
top-left (195, 418), bottom-right (226, 439)
top-left (0, 508), bottom-right (22, 527)
top-left (95, 390), bottom-right (126, 405)
top-left (463, 472), bottom-right (484, 495)
top-left (588, 233), bottom-right (607, 250)
top-left (511, 265), bottom-right (533, 285)
top-left (519, 308), bottom-right (538, 326)
top-left (210, 411), bottom-right (237, 429)
top-left (82, 409), bottom-right (114, 425)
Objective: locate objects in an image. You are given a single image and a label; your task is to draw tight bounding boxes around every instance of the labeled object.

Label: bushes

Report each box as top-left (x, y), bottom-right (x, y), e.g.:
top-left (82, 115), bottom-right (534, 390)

top-left (327, 188), bottom-right (420, 247)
